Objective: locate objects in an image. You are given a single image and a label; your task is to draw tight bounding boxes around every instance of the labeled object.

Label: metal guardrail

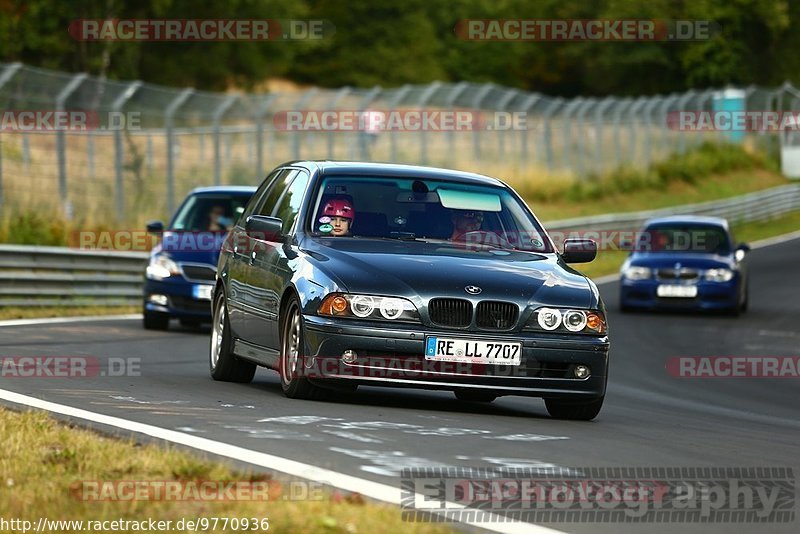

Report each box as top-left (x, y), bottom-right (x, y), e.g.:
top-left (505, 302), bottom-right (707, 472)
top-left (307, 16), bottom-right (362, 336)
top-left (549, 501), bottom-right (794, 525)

top-left (0, 245), bottom-right (147, 307)
top-left (0, 184), bottom-right (798, 307)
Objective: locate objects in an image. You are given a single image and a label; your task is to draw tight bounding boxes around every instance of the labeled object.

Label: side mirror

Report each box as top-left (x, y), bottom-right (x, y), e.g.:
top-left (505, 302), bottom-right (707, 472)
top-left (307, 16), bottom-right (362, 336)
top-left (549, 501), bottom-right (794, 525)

top-left (562, 238), bottom-right (597, 264)
top-left (245, 215), bottom-right (284, 242)
top-left (735, 243), bottom-right (750, 262)
top-left (146, 220), bottom-right (164, 233)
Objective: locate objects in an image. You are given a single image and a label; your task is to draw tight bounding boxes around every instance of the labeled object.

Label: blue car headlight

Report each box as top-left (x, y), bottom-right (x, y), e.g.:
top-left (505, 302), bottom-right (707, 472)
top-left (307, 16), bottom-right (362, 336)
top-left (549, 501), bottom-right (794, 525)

top-left (704, 268), bottom-right (734, 282)
top-left (146, 253), bottom-right (180, 280)
top-left (622, 266), bottom-right (652, 281)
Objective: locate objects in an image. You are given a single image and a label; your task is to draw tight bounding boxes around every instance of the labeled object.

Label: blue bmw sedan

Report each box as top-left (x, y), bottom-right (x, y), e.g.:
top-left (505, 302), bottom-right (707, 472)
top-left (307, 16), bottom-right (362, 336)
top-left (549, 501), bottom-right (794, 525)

top-left (619, 216), bottom-right (750, 315)
top-left (143, 186), bottom-right (256, 330)
top-left (210, 161), bottom-right (610, 420)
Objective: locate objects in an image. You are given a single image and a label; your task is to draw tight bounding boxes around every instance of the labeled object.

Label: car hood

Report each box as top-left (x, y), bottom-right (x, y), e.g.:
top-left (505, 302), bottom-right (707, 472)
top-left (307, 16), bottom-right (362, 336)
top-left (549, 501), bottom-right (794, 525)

top-left (150, 231), bottom-right (227, 266)
top-left (628, 252), bottom-right (734, 270)
top-left (303, 238), bottom-right (597, 309)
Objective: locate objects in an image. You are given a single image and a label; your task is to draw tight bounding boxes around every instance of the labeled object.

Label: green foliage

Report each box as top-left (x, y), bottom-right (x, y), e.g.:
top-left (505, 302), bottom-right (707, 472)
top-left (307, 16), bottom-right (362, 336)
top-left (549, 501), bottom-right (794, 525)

top-left (1, 0), bottom-right (797, 94)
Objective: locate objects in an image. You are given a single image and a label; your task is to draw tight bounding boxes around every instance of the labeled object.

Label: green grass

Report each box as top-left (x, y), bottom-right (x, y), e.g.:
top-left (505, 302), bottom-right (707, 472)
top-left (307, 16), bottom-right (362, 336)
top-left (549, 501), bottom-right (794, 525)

top-left (0, 306), bottom-right (140, 321)
top-left (0, 408), bottom-right (452, 534)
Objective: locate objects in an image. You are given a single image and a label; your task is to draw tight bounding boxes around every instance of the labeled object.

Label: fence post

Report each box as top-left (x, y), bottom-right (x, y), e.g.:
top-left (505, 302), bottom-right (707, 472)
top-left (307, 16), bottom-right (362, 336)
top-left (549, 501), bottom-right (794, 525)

top-left (541, 98), bottom-right (563, 171)
top-left (594, 97), bottom-right (616, 174)
top-left (386, 85), bottom-right (412, 162)
top-left (643, 97), bottom-right (662, 167)
top-left (560, 98), bottom-right (584, 172)
top-left (518, 94), bottom-right (539, 163)
top-left (675, 90), bottom-right (697, 154)
top-left (212, 95), bottom-right (238, 185)
top-left (290, 88), bottom-right (318, 160)
top-left (574, 99), bottom-right (595, 177)
top-left (417, 82), bottom-right (441, 165)
top-left (56, 73), bottom-right (88, 217)
top-left (659, 94), bottom-right (679, 157)
top-left (471, 84), bottom-right (494, 160)
top-left (164, 88), bottom-right (194, 214)
top-left (254, 94), bottom-right (276, 179)
top-left (325, 87), bottom-right (351, 159)
top-left (111, 81), bottom-right (141, 220)
top-left (495, 88), bottom-right (518, 159)
top-left (356, 86), bottom-right (381, 160)
top-left (0, 62), bottom-right (23, 208)
top-left (443, 83), bottom-right (469, 165)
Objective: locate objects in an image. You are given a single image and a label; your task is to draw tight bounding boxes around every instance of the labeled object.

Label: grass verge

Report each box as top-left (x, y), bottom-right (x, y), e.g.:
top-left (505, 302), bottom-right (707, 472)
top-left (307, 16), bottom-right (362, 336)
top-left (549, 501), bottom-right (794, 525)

top-left (0, 306), bottom-right (140, 321)
top-left (0, 408), bottom-right (451, 534)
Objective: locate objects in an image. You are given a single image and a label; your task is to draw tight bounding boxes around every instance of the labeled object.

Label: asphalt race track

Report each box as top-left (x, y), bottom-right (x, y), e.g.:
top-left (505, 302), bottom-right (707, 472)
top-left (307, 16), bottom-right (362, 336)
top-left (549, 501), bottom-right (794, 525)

top-left (2, 236), bottom-right (799, 534)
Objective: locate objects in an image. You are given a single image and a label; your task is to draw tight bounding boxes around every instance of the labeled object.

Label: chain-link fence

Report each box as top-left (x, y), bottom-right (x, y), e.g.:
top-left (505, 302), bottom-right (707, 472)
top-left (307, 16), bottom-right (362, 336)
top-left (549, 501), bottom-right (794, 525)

top-left (0, 62), bottom-right (791, 225)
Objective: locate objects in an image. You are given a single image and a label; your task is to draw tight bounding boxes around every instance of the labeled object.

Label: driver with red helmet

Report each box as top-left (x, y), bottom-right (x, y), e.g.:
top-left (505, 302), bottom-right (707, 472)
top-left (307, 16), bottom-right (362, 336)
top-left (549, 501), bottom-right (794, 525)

top-left (319, 198), bottom-right (355, 236)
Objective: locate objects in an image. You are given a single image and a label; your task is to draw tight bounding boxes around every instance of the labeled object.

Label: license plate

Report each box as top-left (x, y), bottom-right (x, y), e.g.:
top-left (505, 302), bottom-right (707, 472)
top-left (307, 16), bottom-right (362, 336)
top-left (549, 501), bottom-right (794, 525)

top-left (193, 284), bottom-right (213, 301)
top-left (657, 284), bottom-right (697, 298)
top-left (425, 336), bottom-right (521, 366)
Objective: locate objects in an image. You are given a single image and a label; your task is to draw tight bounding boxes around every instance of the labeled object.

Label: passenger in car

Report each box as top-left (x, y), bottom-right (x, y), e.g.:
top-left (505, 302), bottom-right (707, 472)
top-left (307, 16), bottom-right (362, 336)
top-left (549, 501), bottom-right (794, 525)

top-left (319, 198), bottom-right (355, 236)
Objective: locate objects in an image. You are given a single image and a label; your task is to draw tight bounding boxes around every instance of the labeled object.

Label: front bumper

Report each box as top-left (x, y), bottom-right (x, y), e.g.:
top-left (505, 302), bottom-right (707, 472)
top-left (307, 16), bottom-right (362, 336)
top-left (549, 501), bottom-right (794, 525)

top-left (620, 277), bottom-right (739, 311)
top-left (301, 315), bottom-right (609, 399)
top-left (143, 278), bottom-right (214, 319)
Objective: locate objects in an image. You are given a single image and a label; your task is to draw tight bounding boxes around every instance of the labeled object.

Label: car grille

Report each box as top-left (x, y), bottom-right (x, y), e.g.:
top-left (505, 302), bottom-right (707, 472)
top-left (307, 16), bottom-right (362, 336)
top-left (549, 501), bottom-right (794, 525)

top-left (181, 264), bottom-right (216, 282)
top-left (428, 298), bottom-right (472, 327)
top-left (476, 301), bottom-right (518, 330)
top-left (656, 268), bottom-right (699, 281)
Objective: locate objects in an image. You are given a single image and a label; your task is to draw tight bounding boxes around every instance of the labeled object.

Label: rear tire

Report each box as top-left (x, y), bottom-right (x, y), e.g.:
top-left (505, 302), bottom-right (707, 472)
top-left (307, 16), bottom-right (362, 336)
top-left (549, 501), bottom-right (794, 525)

top-left (210, 291), bottom-right (256, 383)
top-left (545, 396), bottom-right (604, 421)
top-left (279, 296), bottom-right (327, 400)
top-left (143, 310), bottom-right (169, 330)
top-left (454, 390), bottom-right (497, 403)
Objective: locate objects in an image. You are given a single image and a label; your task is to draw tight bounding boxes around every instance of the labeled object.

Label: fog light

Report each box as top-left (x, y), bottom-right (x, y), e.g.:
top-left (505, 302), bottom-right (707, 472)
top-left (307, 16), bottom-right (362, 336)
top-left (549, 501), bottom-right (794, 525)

top-left (148, 294), bottom-right (168, 306)
top-left (574, 365), bottom-right (590, 379)
top-left (342, 350), bottom-right (357, 363)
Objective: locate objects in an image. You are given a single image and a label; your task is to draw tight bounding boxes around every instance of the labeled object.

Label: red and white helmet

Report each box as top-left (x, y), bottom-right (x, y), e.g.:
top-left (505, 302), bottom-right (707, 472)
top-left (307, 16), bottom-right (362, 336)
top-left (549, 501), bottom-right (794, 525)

top-left (322, 198), bottom-right (355, 222)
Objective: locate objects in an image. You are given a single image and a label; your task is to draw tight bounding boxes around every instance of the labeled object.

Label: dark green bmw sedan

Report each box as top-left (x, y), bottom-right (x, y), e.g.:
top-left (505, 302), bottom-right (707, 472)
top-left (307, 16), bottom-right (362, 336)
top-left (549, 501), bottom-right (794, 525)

top-left (210, 161), bottom-right (609, 420)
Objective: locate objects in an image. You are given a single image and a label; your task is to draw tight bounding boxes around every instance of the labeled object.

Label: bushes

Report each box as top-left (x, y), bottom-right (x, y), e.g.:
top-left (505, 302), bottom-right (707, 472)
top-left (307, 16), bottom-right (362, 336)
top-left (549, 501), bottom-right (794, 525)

top-left (528, 142), bottom-right (766, 203)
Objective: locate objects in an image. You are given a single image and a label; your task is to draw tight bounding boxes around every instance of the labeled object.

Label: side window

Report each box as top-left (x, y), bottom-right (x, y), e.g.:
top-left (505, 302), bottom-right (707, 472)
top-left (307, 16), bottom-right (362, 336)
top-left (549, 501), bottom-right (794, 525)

top-left (272, 170), bottom-right (311, 234)
top-left (257, 169), bottom-right (298, 216)
top-left (239, 169), bottom-right (282, 225)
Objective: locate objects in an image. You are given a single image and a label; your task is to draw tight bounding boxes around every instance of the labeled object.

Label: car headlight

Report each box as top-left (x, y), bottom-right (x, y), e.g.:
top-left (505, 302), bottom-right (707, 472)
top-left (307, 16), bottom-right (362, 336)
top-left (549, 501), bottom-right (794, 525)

top-left (145, 254), bottom-right (180, 280)
top-left (622, 266), bottom-right (652, 281)
top-left (318, 293), bottom-right (420, 322)
top-left (526, 308), bottom-right (606, 334)
top-left (704, 268), bottom-right (734, 282)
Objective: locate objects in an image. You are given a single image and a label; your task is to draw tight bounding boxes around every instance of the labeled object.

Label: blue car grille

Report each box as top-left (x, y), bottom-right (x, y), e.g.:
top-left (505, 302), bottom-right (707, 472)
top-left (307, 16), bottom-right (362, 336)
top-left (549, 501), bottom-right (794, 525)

top-left (180, 264), bottom-right (216, 282)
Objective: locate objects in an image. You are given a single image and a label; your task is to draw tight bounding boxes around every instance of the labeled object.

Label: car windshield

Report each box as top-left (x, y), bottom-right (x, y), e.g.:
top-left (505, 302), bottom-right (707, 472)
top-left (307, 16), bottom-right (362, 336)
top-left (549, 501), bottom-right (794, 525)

top-left (308, 176), bottom-right (553, 252)
top-left (170, 194), bottom-right (251, 232)
top-left (640, 224), bottom-right (731, 254)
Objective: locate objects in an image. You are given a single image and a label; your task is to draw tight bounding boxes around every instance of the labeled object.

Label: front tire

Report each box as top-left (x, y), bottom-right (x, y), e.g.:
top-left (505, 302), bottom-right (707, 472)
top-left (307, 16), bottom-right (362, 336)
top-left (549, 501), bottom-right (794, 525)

top-left (210, 291), bottom-right (256, 383)
top-left (279, 296), bottom-right (327, 400)
top-left (545, 396), bottom-right (604, 421)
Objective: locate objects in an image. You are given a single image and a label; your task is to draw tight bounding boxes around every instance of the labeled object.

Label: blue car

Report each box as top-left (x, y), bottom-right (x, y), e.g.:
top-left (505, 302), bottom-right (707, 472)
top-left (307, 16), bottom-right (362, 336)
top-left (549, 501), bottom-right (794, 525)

top-left (619, 216), bottom-right (750, 315)
top-left (143, 186), bottom-right (256, 330)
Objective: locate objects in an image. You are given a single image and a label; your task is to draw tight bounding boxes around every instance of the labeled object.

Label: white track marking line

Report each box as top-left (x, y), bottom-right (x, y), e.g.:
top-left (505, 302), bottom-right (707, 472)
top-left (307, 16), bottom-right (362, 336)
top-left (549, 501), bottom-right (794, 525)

top-left (0, 388), bottom-right (565, 534)
top-left (0, 314), bottom-right (141, 327)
